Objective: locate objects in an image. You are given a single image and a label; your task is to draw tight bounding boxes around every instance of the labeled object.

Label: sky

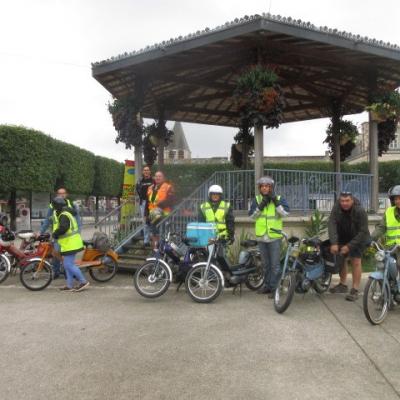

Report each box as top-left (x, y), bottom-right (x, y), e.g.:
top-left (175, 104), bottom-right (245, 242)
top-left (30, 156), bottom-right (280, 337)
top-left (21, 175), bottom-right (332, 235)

top-left (1, 0), bottom-right (400, 162)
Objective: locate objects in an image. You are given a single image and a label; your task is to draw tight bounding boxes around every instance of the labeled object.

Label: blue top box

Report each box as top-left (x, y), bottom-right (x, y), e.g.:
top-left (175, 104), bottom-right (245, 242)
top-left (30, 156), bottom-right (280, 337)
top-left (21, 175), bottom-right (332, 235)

top-left (186, 222), bottom-right (217, 247)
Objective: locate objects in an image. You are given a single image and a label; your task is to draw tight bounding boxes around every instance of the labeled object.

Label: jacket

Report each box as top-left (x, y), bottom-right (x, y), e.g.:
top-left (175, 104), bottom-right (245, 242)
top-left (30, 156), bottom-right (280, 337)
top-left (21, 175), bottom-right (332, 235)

top-left (328, 198), bottom-right (370, 250)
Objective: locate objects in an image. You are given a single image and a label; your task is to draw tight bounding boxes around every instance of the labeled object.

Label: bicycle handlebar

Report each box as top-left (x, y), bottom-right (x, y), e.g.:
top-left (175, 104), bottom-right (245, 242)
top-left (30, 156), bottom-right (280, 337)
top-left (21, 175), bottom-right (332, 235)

top-left (371, 241), bottom-right (399, 255)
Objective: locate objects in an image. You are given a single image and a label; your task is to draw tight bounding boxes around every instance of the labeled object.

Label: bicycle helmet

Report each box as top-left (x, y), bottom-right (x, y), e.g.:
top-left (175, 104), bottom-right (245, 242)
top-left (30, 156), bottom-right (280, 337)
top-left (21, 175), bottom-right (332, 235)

top-left (388, 185), bottom-right (400, 205)
top-left (257, 176), bottom-right (275, 187)
top-left (149, 207), bottom-right (163, 224)
top-left (208, 185), bottom-right (223, 196)
top-left (52, 196), bottom-right (67, 210)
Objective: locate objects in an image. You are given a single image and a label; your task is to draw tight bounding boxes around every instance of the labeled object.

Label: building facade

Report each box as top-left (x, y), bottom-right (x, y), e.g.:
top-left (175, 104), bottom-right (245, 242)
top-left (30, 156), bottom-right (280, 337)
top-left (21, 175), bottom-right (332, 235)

top-left (347, 121), bottom-right (400, 164)
top-left (164, 122), bottom-right (191, 164)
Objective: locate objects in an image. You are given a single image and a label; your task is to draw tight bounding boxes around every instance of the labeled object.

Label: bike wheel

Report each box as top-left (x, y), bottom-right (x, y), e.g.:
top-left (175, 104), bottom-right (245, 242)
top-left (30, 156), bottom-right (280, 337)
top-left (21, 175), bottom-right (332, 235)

top-left (133, 261), bottom-right (171, 298)
top-left (20, 260), bottom-right (53, 291)
top-left (245, 253), bottom-right (264, 291)
top-left (274, 271), bottom-right (297, 314)
top-left (363, 278), bottom-right (390, 325)
top-left (185, 264), bottom-right (223, 303)
top-left (313, 271), bottom-right (332, 294)
top-left (89, 255), bottom-right (118, 282)
top-left (0, 254), bottom-right (10, 284)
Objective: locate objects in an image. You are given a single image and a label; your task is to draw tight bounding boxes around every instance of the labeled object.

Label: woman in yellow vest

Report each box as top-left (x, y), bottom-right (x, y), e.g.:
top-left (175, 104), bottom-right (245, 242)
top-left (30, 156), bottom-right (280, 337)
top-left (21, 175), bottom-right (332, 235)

top-left (372, 185), bottom-right (400, 274)
top-left (52, 197), bottom-right (89, 292)
top-left (249, 176), bottom-right (290, 297)
top-left (198, 185), bottom-right (235, 243)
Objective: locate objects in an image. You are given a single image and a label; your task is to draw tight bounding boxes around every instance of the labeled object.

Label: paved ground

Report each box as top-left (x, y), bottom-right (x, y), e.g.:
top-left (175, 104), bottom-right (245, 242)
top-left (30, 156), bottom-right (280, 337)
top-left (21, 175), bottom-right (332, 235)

top-left (0, 273), bottom-right (399, 400)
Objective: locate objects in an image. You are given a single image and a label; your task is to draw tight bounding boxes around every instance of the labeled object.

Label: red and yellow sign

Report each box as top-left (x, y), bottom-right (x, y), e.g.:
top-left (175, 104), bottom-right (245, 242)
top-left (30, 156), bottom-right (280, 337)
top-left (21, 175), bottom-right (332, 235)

top-left (120, 160), bottom-right (135, 225)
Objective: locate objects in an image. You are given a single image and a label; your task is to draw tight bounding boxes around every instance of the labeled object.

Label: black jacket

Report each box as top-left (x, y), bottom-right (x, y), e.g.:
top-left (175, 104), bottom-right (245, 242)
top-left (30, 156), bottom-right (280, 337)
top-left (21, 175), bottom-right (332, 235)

top-left (328, 198), bottom-right (370, 250)
top-left (135, 177), bottom-right (154, 204)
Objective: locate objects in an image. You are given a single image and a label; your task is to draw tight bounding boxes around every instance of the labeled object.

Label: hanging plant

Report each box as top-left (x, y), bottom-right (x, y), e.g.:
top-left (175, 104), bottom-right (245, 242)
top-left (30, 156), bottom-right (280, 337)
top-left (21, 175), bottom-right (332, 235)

top-left (108, 96), bottom-right (144, 148)
top-left (234, 64), bottom-right (285, 129)
top-left (324, 119), bottom-right (359, 161)
top-left (142, 118), bottom-right (174, 166)
top-left (365, 90), bottom-right (400, 155)
top-left (230, 125), bottom-right (254, 168)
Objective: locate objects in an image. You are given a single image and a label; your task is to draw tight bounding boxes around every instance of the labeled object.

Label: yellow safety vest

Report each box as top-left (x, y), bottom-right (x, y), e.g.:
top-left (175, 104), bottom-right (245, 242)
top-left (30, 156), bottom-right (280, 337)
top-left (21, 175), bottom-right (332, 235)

top-left (385, 206), bottom-right (400, 245)
top-left (53, 211), bottom-right (83, 253)
top-left (200, 200), bottom-right (229, 238)
top-left (255, 195), bottom-right (283, 239)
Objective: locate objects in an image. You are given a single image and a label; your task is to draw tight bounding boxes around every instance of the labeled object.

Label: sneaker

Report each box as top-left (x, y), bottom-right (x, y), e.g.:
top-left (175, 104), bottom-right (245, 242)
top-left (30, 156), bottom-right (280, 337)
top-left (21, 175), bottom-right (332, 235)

top-left (74, 282), bottom-right (90, 292)
top-left (345, 288), bottom-right (359, 302)
top-left (59, 286), bottom-right (74, 292)
top-left (257, 287), bottom-right (271, 294)
top-left (329, 283), bottom-right (348, 294)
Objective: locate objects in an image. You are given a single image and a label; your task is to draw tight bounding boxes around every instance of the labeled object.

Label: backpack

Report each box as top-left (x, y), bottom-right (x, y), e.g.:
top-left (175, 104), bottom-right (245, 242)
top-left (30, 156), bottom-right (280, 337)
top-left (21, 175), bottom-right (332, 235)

top-left (92, 231), bottom-right (111, 253)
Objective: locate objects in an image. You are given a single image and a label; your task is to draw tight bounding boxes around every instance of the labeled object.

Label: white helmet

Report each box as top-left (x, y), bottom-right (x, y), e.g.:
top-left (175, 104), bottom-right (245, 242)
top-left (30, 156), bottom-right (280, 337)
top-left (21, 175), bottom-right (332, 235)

top-left (208, 185), bottom-right (223, 196)
top-left (257, 176), bottom-right (275, 187)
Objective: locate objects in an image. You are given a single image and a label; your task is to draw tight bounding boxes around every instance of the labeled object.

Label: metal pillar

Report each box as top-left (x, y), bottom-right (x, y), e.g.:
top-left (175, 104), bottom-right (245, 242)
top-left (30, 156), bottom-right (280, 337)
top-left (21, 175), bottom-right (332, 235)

top-left (254, 125), bottom-right (264, 189)
top-left (369, 113), bottom-right (379, 212)
top-left (331, 101), bottom-right (342, 197)
top-left (135, 112), bottom-right (143, 183)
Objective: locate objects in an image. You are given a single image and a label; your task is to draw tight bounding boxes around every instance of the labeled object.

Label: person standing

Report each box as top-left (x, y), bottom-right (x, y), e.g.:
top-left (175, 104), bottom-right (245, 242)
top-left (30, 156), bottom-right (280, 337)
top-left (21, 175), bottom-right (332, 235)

top-left (146, 171), bottom-right (175, 249)
top-left (51, 197), bottom-right (89, 292)
top-left (198, 185), bottom-right (235, 243)
top-left (328, 192), bottom-right (370, 301)
top-left (40, 187), bottom-right (82, 278)
top-left (249, 176), bottom-right (290, 298)
top-left (135, 165), bottom-right (154, 247)
top-left (371, 185), bottom-right (400, 275)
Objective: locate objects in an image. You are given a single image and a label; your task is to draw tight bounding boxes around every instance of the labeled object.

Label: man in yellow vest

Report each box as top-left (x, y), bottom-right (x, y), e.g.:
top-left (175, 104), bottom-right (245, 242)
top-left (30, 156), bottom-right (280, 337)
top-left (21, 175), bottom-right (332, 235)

top-left (372, 185), bottom-right (400, 276)
top-left (198, 185), bottom-right (235, 243)
top-left (249, 176), bottom-right (290, 297)
top-left (52, 197), bottom-right (89, 292)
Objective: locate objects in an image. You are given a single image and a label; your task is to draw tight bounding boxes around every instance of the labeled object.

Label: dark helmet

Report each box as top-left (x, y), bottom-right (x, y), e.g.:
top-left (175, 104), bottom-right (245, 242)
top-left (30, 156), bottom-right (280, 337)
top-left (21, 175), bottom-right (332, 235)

top-left (52, 196), bottom-right (67, 210)
top-left (388, 185), bottom-right (400, 206)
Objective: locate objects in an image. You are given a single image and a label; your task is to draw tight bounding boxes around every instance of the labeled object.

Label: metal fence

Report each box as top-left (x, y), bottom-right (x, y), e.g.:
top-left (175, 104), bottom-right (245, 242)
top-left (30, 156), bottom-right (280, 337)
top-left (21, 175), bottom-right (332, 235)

top-left (97, 168), bottom-right (373, 251)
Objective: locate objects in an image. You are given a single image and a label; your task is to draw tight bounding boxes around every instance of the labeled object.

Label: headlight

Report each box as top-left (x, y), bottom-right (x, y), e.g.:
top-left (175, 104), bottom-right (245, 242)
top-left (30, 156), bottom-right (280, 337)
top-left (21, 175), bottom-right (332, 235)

top-left (375, 251), bottom-right (385, 262)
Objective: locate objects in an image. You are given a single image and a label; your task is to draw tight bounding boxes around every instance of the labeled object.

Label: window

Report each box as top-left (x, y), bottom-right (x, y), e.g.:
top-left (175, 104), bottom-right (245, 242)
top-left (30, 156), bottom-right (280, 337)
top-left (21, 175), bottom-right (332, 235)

top-left (178, 150), bottom-right (185, 159)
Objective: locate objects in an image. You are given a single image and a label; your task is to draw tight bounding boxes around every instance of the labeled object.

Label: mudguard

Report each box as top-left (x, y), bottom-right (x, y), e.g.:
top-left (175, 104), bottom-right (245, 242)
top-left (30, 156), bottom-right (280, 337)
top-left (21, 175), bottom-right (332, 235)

top-left (146, 257), bottom-right (173, 282)
top-left (191, 262), bottom-right (225, 287)
top-left (106, 249), bottom-right (119, 262)
top-left (369, 271), bottom-right (384, 280)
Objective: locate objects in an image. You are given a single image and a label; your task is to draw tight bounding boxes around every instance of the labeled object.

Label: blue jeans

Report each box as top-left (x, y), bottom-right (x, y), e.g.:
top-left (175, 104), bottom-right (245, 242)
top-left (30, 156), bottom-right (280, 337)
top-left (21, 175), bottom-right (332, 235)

top-left (52, 241), bottom-right (62, 276)
top-left (258, 239), bottom-right (282, 291)
top-left (63, 254), bottom-right (87, 289)
top-left (140, 203), bottom-right (150, 244)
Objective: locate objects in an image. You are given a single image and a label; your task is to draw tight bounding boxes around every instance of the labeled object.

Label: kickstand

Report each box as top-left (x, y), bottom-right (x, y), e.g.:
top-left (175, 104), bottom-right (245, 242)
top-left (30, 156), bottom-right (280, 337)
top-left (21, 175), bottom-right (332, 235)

top-left (232, 283), bottom-right (242, 297)
top-left (176, 282), bottom-right (183, 292)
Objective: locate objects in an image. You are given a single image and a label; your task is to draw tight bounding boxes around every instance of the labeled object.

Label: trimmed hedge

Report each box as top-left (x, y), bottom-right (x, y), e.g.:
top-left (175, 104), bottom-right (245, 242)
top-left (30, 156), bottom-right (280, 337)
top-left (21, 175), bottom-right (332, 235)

top-left (0, 125), bottom-right (123, 196)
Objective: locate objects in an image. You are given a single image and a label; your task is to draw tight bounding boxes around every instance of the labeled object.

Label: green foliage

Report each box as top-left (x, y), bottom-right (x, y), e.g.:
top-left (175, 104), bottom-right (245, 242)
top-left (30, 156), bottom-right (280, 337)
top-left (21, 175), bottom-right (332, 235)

top-left (304, 209), bottom-right (328, 238)
top-left (0, 125), bottom-right (58, 192)
top-left (93, 156), bottom-right (124, 197)
top-left (236, 65), bottom-right (278, 92)
top-left (366, 90), bottom-right (400, 120)
top-left (324, 119), bottom-right (359, 161)
top-left (143, 119), bottom-right (174, 166)
top-left (0, 125), bottom-right (123, 196)
top-left (230, 125), bottom-right (254, 168)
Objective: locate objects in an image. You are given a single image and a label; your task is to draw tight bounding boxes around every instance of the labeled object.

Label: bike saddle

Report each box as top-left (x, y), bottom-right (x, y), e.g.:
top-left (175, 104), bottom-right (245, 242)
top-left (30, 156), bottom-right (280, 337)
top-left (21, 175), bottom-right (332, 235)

top-left (37, 233), bottom-right (50, 242)
top-left (242, 239), bottom-right (258, 248)
top-left (288, 237), bottom-right (300, 244)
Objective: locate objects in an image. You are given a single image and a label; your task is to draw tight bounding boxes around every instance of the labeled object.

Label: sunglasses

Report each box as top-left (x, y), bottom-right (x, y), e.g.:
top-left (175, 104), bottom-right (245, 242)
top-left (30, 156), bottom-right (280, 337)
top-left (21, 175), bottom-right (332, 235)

top-left (339, 191), bottom-right (353, 197)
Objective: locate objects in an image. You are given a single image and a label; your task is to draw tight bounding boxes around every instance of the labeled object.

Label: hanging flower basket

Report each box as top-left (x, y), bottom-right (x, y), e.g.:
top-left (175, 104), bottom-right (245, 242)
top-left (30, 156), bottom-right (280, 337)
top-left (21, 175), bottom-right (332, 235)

top-left (234, 65), bottom-right (285, 129)
top-left (324, 119), bottom-right (359, 161)
top-left (365, 90), bottom-right (400, 154)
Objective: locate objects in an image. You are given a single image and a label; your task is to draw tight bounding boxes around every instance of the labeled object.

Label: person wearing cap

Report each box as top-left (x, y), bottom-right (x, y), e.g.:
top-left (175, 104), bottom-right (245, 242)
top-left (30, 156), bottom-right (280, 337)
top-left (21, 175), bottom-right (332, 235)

top-left (146, 171), bottom-right (176, 249)
top-left (40, 186), bottom-right (82, 278)
top-left (51, 197), bottom-right (89, 292)
top-left (198, 185), bottom-right (235, 243)
top-left (249, 176), bottom-right (290, 297)
top-left (328, 192), bottom-right (370, 301)
top-left (372, 185), bottom-right (400, 274)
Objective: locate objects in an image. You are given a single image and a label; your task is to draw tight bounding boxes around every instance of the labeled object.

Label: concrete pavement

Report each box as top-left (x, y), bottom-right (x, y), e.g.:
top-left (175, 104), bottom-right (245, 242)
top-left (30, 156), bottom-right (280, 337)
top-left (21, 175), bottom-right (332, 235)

top-left (0, 274), bottom-right (399, 400)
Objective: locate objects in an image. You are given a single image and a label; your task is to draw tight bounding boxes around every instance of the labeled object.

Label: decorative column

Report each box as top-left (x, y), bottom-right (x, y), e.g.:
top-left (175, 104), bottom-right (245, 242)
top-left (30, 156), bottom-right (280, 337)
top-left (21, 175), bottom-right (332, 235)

top-left (331, 100), bottom-right (342, 197)
top-left (369, 113), bottom-right (379, 212)
top-left (135, 111), bottom-right (143, 184)
top-left (254, 125), bottom-right (264, 190)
